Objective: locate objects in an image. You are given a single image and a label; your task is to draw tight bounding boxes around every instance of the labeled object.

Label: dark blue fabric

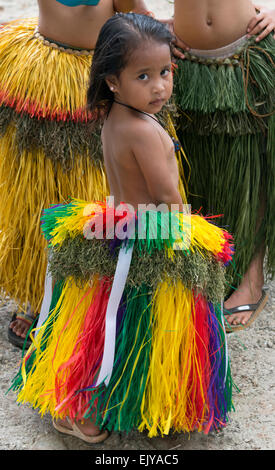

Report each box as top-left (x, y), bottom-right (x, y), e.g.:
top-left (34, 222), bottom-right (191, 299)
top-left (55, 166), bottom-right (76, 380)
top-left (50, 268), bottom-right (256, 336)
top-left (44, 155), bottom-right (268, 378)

top-left (56, 0), bottom-right (101, 6)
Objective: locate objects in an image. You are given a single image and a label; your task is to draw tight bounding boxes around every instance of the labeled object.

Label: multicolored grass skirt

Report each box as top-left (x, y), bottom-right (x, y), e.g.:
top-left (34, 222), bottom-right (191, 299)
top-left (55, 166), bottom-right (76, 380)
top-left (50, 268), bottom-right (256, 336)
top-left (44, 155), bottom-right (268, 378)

top-left (0, 18), bottom-right (108, 314)
top-left (174, 34), bottom-right (275, 290)
top-left (11, 199), bottom-right (236, 436)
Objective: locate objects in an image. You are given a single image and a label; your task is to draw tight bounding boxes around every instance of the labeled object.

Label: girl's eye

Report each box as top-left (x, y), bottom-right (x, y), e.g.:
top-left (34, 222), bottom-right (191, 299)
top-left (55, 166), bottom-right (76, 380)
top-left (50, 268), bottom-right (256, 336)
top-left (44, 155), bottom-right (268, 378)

top-left (138, 73), bottom-right (149, 81)
top-left (161, 68), bottom-right (171, 77)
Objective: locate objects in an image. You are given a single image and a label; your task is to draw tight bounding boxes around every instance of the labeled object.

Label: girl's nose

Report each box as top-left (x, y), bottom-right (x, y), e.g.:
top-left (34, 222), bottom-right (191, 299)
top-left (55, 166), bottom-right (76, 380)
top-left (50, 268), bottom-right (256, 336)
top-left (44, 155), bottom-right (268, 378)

top-left (152, 79), bottom-right (165, 93)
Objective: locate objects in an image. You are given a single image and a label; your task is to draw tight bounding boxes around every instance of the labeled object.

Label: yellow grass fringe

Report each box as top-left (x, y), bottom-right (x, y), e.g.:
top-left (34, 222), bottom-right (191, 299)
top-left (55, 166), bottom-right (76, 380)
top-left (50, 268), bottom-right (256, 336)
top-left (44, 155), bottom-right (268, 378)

top-left (17, 277), bottom-right (96, 419)
top-left (166, 113), bottom-right (189, 205)
top-left (138, 280), bottom-right (206, 437)
top-left (0, 126), bottom-right (108, 313)
top-left (0, 19), bottom-right (93, 118)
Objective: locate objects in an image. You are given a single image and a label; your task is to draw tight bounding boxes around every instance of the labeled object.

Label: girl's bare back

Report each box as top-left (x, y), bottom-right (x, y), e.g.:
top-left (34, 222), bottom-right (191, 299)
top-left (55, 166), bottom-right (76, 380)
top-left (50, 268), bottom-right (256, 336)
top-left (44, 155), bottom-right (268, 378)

top-left (174, 0), bottom-right (256, 48)
top-left (102, 106), bottom-right (178, 210)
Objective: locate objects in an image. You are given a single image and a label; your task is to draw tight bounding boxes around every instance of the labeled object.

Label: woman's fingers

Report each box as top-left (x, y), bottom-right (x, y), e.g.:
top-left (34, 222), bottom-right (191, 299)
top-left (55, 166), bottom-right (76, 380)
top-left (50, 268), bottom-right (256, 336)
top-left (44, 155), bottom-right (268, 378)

top-left (255, 23), bottom-right (275, 41)
top-left (171, 45), bottom-right (186, 60)
top-left (247, 8), bottom-right (275, 41)
top-left (172, 35), bottom-right (190, 51)
top-left (247, 12), bottom-right (264, 33)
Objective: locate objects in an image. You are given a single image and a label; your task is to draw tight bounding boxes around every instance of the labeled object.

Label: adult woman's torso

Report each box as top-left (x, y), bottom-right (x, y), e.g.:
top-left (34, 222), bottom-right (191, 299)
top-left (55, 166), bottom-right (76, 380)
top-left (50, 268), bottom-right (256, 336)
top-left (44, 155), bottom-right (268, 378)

top-left (37, 0), bottom-right (115, 49)
top-left (174, 0), bottom-right (256, 49)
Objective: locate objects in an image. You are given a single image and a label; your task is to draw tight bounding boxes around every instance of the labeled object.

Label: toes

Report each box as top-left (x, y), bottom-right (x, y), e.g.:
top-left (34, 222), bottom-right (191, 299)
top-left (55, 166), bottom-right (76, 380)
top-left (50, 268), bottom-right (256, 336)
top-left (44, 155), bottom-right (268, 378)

top-left (238, 313), bottom-right (250, 325)
top-left (232, 314), bottom-right (243, 326)
top-left (227, 312), bottom-right (251, 326)
top-left (58, 419), bottom-right (73, 431)
top-left (228, 314), bottom-right (239, 325)
top-left (10, 320), bottom-right (29, 338)
top-left (232, 315), bottom-right (241, 326)
top-left (14, 324), bottom-right (23, 337)
top-left (18, 325), bottom-right (27, 338)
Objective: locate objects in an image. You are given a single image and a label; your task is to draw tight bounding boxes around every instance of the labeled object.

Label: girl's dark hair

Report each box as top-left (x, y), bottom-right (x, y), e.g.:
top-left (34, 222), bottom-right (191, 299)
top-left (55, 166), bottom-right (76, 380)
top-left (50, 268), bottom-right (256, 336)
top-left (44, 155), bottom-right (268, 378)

top-left (87, 13), bottom-right (173, 119)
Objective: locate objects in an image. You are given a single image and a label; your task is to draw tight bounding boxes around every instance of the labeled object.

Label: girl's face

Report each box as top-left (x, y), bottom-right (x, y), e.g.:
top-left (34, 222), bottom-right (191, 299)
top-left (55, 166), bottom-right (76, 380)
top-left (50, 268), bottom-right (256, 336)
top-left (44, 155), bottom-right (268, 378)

top-left (108, 40), bottom-right (173, 114)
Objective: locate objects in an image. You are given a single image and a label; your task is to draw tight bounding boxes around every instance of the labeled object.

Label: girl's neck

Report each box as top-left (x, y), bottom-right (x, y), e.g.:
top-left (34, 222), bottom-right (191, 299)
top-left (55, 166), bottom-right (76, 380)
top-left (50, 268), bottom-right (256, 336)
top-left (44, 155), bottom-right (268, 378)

top-left (113, 99), bottom-right (160, 126)
top-left (112, 99), bottom-right (181, 152)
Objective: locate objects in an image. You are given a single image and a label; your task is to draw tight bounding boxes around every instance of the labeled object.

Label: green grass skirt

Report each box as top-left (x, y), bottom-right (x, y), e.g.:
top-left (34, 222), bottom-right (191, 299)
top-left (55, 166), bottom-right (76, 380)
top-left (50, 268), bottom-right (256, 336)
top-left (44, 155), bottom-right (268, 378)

top-left (174, 35), bottom-right (275, 291)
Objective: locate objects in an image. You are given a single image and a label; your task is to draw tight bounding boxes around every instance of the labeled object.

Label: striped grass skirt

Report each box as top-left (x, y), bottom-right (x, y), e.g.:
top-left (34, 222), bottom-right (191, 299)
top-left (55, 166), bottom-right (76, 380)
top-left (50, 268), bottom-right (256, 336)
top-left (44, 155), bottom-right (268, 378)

top-left (11, 199), bottom-right (236, 437)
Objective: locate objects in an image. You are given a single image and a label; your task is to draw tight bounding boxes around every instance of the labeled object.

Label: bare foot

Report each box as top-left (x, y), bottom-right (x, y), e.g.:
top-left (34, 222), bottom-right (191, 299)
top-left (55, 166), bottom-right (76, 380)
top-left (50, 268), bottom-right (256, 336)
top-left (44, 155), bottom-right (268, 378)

top-left (9, 317), bottom-right (31, 339)
top-left (57, 417), bottom-right (101, 437)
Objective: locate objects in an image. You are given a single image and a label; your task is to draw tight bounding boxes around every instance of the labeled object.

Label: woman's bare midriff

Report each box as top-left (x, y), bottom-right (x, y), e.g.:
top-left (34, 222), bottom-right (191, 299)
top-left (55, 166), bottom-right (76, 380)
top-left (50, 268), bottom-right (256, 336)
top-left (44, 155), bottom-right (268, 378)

top-left (37, 0), bottom-right (115, 49)
top-left (174, 0), bottom-right (256, 49)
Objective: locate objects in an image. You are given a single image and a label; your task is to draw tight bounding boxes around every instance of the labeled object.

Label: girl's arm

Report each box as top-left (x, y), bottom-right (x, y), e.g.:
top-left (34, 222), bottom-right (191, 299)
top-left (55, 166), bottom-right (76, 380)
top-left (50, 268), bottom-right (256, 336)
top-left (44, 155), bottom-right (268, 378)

top-left (114, 1), bottom-right (150, 14)
top-left (247, 6), bottom-right (275, 41)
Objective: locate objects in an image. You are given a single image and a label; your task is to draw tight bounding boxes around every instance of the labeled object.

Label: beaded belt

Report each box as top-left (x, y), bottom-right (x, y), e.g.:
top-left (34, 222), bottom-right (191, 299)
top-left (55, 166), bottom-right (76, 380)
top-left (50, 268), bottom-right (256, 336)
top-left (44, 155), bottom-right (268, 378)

top-left (33, 27), bottom-right (94, 56)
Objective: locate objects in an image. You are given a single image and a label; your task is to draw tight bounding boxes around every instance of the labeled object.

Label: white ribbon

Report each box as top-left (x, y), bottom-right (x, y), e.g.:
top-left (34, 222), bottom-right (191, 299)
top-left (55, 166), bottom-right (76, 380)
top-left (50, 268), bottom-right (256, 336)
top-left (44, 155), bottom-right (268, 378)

top-left (35, 263), bottom-right (53, 337)
top-left (220, 299), bottom-right (229, 385)
top-left (36, 235), bottom-right (134, 386)
top-left (95, 243), bottom-right (134, 387)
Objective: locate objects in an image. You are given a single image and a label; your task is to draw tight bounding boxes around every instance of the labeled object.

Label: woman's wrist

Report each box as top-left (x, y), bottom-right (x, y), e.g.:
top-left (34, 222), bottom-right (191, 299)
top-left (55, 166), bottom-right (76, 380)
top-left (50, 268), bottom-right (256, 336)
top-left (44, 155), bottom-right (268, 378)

top-left (132, 9), bottom-right (155, 17)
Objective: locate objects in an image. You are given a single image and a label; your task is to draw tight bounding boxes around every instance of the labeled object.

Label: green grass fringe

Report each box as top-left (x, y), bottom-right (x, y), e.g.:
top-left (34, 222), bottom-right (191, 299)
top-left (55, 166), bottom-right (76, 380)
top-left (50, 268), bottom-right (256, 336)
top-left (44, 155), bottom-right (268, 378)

top-left (179, 131), bottom-right (274, 288)
top-left (0, 101), bottom-right (174, 169)
top-left (84, 284), bottom-right (153, 432)
top-left (0, 105), bottom-right (103, 169)
top-left (174, 35), bottom-right (275, 286)
top-left (174, 35), bottom-right (275, 117)
top-left (46, 234), bottom-right (227, 305)
top-left (213, 304), bottom-right (237, 415)
top-left (179, 110), bottom-right (267, 136)
top-left (9, 280), bottom-right (64, 394)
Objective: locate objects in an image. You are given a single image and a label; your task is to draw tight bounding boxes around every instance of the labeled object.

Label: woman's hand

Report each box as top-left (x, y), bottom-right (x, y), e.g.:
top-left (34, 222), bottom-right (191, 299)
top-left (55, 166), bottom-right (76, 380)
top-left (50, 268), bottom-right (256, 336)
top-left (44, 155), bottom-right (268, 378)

top-left (247, 6), bottom-right (275, 41)
top-left (159, 18), bottom-right (190, 60)
top-left (114, 0), bottom-right (148, 13)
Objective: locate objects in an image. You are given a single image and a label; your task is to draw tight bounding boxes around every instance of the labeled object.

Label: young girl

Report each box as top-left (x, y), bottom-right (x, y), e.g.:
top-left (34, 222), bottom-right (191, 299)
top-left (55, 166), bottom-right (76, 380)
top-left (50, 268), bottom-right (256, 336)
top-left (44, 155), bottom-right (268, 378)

top-left (11, 13), bottom-right (235, 443)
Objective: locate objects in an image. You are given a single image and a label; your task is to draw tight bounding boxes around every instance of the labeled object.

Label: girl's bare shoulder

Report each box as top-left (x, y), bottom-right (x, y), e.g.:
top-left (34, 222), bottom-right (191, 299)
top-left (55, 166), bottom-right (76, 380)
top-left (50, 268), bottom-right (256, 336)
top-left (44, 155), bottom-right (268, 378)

top-left (122, 114), bottom-right (161, 143)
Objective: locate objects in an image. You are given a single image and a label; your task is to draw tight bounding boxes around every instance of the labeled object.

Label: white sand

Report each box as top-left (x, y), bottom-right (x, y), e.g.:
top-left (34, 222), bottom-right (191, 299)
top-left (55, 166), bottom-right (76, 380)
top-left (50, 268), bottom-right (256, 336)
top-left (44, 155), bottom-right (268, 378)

top-left (1, 0), bottom-right (275, 22)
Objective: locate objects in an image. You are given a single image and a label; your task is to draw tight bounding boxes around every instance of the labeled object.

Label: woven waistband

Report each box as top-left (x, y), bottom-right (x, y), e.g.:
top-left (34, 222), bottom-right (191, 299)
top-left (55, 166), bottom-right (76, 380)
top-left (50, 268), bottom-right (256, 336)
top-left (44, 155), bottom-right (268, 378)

top-left (33, 28), bottom-right (94, 56)
top-left (189, 35), bottom-right (248, 59)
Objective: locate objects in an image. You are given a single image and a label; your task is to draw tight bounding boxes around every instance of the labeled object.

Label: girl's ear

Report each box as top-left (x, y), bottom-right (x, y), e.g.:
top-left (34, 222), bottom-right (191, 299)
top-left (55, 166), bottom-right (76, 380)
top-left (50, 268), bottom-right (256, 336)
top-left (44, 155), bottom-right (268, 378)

top-left (105, 75), bottom-right (119, 94)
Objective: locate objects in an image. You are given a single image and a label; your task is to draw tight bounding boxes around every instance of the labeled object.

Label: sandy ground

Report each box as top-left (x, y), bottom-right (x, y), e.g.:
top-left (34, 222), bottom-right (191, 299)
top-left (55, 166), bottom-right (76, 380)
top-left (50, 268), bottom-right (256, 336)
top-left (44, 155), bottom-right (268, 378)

top-left (0, 0), bottom-right (274, 453)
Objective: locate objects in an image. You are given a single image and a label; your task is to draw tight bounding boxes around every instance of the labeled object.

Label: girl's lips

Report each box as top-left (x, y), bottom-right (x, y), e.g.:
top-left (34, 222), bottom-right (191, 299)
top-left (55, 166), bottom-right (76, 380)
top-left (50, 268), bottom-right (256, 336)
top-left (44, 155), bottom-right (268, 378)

top-left (150, 98), bottom-right (165, 106)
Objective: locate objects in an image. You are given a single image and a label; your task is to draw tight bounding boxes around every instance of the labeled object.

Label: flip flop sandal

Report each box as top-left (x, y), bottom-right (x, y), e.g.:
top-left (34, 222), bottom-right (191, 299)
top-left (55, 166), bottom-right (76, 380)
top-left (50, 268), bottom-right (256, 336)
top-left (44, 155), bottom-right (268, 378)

top-left (8, 312), bottom-right (38, 349)
top-left (53, 418), bottom-right (109, 444)
top-left (224, 287), bottom-right (269, 334)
